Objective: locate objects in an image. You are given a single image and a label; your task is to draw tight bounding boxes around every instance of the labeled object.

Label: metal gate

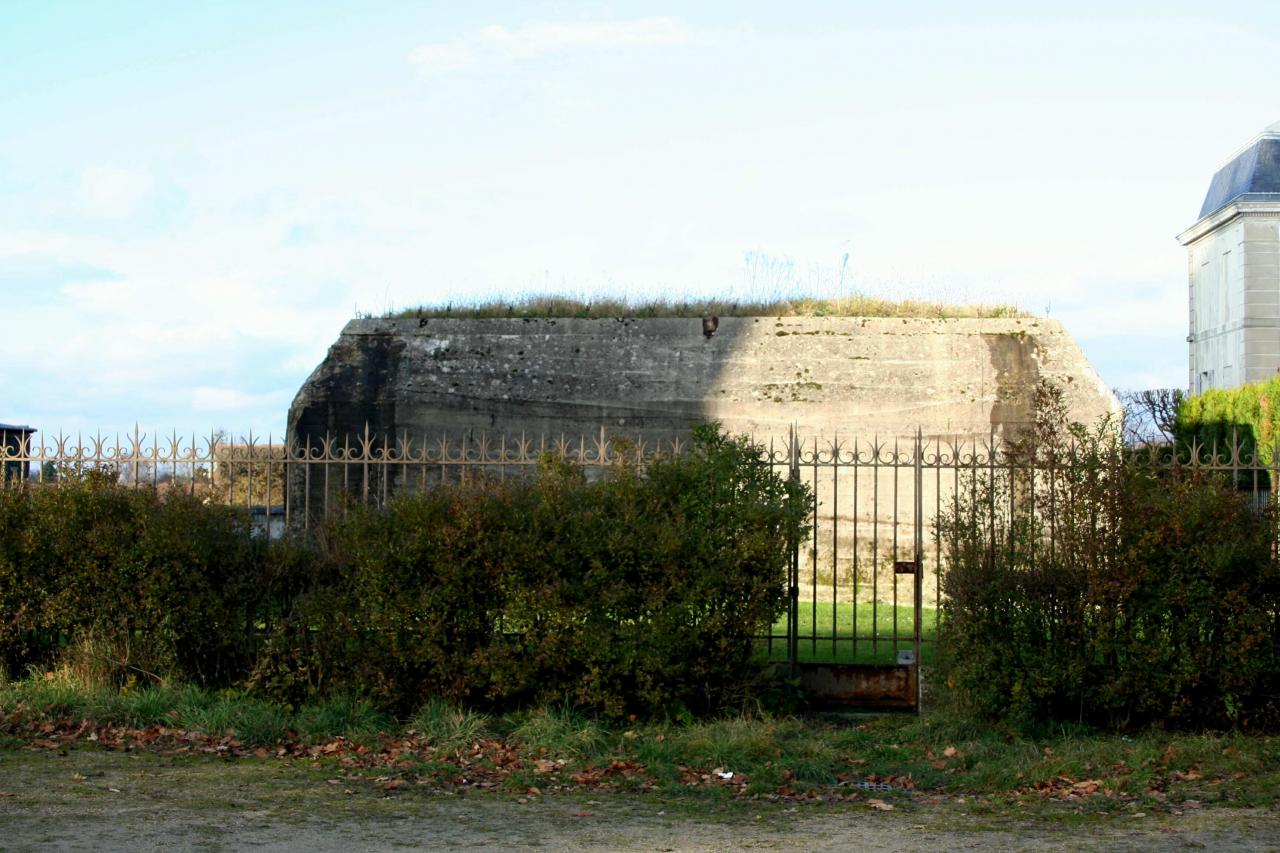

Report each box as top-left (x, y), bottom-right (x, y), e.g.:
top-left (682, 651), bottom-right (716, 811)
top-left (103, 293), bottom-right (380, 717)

top-left (769, 429), bottom-right (931, 712)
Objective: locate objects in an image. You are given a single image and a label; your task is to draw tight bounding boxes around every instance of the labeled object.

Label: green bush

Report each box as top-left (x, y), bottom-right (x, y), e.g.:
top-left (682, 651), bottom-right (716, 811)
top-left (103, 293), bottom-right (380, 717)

top-left (1175, 375), bottom-right (1280, 466)
top-left (268, 423), bottom-right (810, 717)
top-left (0, 482), bottom-right (267, 686)
top-left (0, 424), bottom-right (807, 719)
top-left (939, 385), bottom-right (1280, 731)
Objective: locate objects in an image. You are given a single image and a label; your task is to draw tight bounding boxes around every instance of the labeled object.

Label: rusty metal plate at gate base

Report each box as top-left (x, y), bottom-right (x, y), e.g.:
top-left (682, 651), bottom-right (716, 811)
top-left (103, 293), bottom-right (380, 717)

top-left (797, 663), bottom-right (917, 711)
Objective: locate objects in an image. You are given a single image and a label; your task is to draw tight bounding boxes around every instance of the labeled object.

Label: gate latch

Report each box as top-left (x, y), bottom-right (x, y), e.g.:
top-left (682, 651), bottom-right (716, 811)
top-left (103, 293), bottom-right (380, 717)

top-left (894, 560), bottom-right (919, 575)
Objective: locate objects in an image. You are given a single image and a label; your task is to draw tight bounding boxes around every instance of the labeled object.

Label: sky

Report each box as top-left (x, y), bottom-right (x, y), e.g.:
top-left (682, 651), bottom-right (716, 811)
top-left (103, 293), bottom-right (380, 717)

top-left (3, 1), bottom-right (1280, 439)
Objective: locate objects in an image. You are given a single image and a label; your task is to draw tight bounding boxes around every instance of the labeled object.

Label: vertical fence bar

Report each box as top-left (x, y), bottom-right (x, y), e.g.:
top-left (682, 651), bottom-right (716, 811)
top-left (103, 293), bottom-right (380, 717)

top-left (852, 439), bottom-right (860, 661)
top-left (831, 439), bottom-right (839, 657)
top-left (934, 438), bottom-right (944, 644)
top-left (914, 428), bottom-right (923, 712)
top-left (892, 438), bottom-right (900, 659)
top-left (988, 430), bottom-right (997, 571)
top-left (872, 439), bottom-right (880, 658)
top-left (247, 433), bottom-right (255, 513)
top-left (265, 434), bottom-right (272, 533)
top-left (810, 436), bottom-right (818, 658)
top-left (788, 426), bottom-right (801, 668)
top-left (283, 438), bottom-right (290, 530)
top-left (767, 436), bottom-right (777, 659)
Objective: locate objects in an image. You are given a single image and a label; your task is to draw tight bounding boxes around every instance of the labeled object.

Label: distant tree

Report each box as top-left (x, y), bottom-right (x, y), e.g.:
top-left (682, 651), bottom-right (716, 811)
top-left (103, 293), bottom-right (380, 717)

top-left (1119, 388), bottom-right (1184, 447)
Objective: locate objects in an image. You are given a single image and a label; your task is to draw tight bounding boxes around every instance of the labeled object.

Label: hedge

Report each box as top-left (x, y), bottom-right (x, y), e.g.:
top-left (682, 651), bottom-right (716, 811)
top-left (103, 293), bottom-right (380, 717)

top-left (940, 388), bottom-right (1280, 731)
top-left (1175, 375), bottom-right (1280, 465)
top-left (0, 424), bottom-right (809, 719)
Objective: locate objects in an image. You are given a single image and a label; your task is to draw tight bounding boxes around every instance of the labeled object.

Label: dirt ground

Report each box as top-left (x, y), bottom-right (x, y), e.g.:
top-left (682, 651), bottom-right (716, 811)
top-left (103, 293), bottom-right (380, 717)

top-left (2, 748), bottom-right (1279, 852)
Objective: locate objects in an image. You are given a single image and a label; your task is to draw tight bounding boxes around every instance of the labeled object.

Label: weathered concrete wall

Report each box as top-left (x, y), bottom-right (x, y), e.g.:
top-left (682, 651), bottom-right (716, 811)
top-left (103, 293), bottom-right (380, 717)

top-left (288, 315), bottom-right (1118, 448)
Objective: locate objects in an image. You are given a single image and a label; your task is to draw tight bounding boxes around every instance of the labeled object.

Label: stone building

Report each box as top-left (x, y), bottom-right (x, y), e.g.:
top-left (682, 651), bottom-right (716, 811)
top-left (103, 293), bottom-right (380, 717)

top-left (1179, 120), bottom-right (1280, 393)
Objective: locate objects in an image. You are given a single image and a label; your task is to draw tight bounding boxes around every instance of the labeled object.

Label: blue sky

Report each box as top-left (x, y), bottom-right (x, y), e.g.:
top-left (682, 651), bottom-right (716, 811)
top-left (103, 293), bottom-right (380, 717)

top-left (3, 1), bottom-right (1280, 437)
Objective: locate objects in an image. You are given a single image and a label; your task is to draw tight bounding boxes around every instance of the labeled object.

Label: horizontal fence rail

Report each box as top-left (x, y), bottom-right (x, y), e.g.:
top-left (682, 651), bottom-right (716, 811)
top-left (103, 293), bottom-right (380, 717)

top-left (4, 424), bottom-right (1277, 667)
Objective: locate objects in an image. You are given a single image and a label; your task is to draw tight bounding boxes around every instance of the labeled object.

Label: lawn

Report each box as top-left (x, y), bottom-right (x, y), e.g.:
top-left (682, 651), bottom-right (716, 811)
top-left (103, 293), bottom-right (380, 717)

top-left (758, 603), bottom-right (939, 665)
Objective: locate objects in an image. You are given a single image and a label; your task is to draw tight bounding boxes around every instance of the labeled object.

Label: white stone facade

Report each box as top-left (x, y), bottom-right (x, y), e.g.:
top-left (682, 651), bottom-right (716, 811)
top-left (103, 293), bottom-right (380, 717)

top-left (1179, 122), bottom-right (1280, 393)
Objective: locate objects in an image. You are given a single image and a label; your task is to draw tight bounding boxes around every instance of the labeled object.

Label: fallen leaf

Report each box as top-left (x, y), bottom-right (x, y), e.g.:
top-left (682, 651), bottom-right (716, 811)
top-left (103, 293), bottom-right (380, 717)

top-left (943, 746), bottom-right (959, 758)
top-left (867, 798), bottom-right (894, 811)
top-left (1071, 779), bottom-right (1101, 796)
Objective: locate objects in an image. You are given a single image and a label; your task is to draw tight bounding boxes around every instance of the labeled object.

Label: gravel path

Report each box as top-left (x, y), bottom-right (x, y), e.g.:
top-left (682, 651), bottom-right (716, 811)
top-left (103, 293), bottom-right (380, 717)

top-left (2, 748), bottom-right (1278, 851)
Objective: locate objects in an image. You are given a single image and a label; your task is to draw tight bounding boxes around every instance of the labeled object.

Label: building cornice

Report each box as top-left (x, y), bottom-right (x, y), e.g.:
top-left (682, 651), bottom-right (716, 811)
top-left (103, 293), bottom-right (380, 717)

top-left (1177, 200), bottom-right (1280, 245)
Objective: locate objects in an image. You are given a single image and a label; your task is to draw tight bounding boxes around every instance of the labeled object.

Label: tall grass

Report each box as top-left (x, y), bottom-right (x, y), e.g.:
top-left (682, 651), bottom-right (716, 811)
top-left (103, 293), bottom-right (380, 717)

top-left (409, 698), bottom-right (492, 751)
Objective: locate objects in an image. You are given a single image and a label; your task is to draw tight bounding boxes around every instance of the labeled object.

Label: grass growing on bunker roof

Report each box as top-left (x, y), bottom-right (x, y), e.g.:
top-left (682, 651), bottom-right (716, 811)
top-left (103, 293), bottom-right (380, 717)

top-left (385, 295), bottom-right (1026, 321)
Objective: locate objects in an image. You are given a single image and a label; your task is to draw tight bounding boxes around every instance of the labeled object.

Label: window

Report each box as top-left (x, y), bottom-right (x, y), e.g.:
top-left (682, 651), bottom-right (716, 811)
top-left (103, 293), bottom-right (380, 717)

top-left (1221, 250), bottom-right (1231, 325)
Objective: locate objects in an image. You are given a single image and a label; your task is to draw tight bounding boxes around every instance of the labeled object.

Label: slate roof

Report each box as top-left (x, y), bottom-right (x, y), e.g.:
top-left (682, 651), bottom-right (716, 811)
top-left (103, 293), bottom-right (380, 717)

top-left (1199, 122), bottom-right (1280, 218)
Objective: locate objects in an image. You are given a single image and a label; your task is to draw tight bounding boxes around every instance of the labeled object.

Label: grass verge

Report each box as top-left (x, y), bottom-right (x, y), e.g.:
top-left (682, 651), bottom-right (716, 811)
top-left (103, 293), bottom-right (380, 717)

top-left (3, 670), bottom-right (1276, 814)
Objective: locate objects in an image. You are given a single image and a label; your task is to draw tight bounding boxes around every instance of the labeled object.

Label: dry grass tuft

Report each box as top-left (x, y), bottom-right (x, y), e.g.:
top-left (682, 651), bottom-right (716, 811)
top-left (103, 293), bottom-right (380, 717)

top-left (386, 294), bottom-right (1026, 321)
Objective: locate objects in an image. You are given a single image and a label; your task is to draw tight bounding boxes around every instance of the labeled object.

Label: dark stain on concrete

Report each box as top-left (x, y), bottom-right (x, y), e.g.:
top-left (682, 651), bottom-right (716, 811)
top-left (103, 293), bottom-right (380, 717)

top-left (984, 332), bottom-right (1040, 435)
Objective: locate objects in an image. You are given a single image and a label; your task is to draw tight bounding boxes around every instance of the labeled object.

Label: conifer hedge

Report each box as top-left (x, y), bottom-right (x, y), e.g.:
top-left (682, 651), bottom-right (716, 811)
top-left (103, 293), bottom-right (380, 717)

top-left (1175, 375), bottom-right (1280, 463)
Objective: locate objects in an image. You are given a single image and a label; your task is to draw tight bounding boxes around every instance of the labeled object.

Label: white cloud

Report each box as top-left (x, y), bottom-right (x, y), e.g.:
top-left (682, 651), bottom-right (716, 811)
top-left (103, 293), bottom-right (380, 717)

top-left (409, 17), bottom-right (699, 75)
top-left (79, 166), bottom-right (153, 219)
top-left (191, 387), bottom-right (291, 413)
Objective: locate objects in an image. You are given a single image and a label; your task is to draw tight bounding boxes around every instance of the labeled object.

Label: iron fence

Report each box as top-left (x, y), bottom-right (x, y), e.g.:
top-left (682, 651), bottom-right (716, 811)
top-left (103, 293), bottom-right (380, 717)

top-left (2, 424), bottom-right (1275, 673)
